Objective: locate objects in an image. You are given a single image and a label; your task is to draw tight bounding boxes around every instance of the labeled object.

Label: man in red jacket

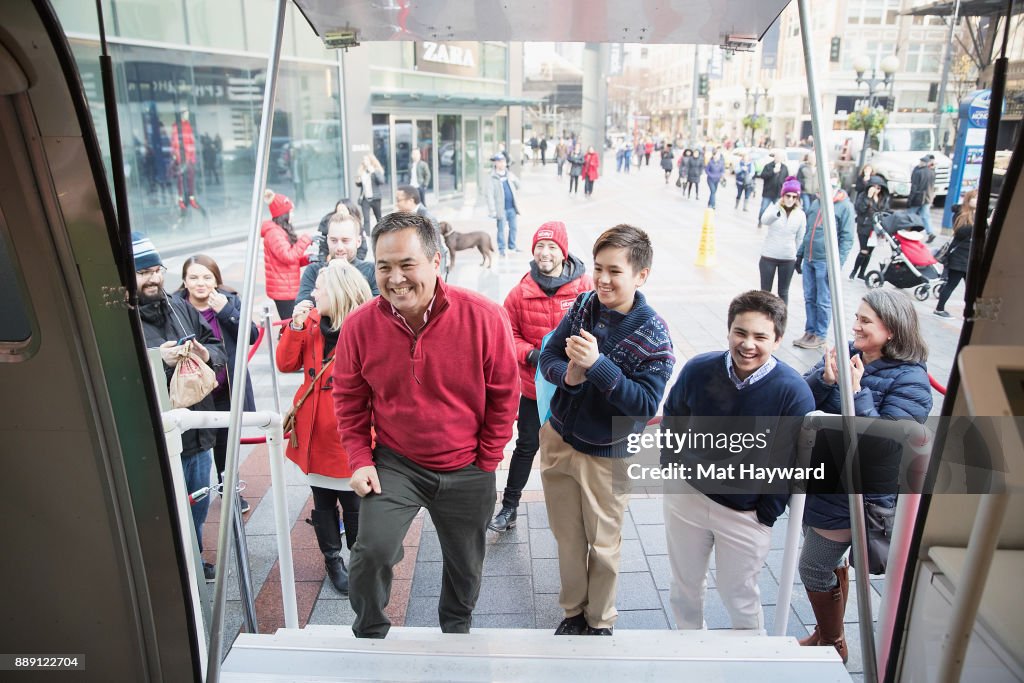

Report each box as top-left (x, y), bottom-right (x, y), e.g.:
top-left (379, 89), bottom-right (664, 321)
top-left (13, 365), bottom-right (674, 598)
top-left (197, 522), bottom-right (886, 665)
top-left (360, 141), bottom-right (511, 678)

top-left (332, 212), bottom-right (519, 638)
top-left (489, 221), bottom-right (593, 532)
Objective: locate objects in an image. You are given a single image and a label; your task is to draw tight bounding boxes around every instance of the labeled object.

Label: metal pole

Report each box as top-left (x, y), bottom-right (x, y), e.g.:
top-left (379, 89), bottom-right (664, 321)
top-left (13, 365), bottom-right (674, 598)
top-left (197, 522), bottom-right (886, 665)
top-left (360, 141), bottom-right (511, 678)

top-left (262, 308), bottom-right (285, 416)
top-left (796, 2), bottom-right (876, 681)
top-left (207, 0), bottom-right (289, 678)
top-left (690, 45), bottom-right (700, 145)
top-left (936, 493), bottom-right (1010, 683)
top-left (258, 310), bottom-right (300, 631)
top-left (934, 0), bottom-right (962, 154)
top-left (773, 493), bottom-right (805, 635)
top-left (230, 490), bottom-right (258, 633)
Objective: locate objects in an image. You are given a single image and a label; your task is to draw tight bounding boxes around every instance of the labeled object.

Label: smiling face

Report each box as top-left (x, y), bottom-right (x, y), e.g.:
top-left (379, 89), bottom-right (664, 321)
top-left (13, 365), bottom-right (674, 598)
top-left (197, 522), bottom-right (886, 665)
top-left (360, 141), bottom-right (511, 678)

top-left (593, 246), bottom-right (648, 314)
top-left (327, 218), bottom-right (361, 263)
top-left (184, 263), bottom-right (217, 304)
top-left (851, 300), bottom-right (891, 360)
top-left (728, 311), bottom-right (782, 380)
top-left (533, 239), bottom-right (564, 277)
top-left (136, 266), bottom-right (165, 303)
top-left (375, 227), bottom-right (440, 324)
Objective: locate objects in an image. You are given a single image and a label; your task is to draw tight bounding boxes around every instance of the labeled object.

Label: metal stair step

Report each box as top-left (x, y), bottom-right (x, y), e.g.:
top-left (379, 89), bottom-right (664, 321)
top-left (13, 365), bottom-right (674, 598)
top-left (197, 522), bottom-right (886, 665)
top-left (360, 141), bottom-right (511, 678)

top-left (221, 626), bottom-right (852, 682)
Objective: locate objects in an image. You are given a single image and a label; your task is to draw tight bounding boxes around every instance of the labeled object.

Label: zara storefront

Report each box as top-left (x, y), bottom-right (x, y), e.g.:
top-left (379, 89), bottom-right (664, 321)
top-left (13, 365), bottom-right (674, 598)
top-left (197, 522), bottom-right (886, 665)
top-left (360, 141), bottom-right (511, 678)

top-left (51, 1), bottom-right (526, 246)
top-left (355, 41), bottom-right (531, 207)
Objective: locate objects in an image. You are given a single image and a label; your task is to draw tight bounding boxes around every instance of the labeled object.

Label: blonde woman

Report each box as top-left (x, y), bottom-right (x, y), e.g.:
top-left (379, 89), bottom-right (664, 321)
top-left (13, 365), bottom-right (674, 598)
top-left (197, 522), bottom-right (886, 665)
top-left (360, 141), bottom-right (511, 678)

top-left (355, 154), bottom-right (385, 235)
top-left (276, 259), bottom-right (373, 594)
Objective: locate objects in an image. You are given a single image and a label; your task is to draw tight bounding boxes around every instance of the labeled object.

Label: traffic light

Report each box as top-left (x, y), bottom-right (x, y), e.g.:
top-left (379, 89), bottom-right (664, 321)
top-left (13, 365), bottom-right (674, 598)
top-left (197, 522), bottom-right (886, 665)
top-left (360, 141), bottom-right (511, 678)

top-left (698, 74), bottom-right (709, 97)
top-left (830, 37), bottom-right (841, 63)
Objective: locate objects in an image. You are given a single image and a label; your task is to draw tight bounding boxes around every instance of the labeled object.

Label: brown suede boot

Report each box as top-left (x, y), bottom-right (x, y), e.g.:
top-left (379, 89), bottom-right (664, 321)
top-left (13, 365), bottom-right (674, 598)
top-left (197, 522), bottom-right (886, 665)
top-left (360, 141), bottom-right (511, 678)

top-left (799, 561), bottom-right (850, 647)
top-left (803, 587), bottom-right (848, 663)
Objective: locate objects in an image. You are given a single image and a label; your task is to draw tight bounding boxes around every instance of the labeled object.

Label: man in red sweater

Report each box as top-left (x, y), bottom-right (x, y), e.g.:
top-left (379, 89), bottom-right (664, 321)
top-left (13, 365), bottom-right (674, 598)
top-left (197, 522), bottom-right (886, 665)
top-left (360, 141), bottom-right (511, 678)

top-left (332, 212), bottom-right (519, 638)
top-left (489, 221), bottom-right (593, 532)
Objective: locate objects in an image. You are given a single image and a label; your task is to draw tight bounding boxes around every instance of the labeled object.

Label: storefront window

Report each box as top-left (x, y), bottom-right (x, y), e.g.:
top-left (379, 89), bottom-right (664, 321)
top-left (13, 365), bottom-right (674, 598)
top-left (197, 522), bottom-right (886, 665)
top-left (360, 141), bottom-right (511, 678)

top-left (437, 114), bottom-right (461, 195)
top-left (416, 120), bottom-right (435, 198)
top-left (110, 0), bottom-right (187, 44)
top-left (464, 118), bottom-right (480, 188)
top-left (70, 42), bottom-right (344, 247)
top-left (185, 0), bottom-right (245, 51)
top-left (496, 115), bottom-right (508, 153)
top-left (372, 114), bottom-right (392, 201)
top-left (481, 43), bottom-right (507, 80)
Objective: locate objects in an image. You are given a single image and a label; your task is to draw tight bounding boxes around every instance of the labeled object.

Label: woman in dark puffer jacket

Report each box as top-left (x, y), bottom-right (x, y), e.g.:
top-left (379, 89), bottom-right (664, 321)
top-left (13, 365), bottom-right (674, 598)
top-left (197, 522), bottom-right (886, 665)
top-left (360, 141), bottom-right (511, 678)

top-left (798, 289), bottom-right (931, 662)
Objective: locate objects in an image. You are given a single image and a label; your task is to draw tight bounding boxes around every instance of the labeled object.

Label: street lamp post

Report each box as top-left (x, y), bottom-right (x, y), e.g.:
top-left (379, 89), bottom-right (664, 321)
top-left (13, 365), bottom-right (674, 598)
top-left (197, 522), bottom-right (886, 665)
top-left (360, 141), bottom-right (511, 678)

top-left (853, 54), bottom-right (899, 170)
top-left (744, 78), bottom-right (769, 146)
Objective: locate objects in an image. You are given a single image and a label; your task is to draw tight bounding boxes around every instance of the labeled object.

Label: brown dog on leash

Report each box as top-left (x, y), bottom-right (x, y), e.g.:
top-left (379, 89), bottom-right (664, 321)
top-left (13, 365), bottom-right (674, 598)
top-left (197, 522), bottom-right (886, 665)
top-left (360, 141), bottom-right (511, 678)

top-left (439, 221), bottom-right (495, 269)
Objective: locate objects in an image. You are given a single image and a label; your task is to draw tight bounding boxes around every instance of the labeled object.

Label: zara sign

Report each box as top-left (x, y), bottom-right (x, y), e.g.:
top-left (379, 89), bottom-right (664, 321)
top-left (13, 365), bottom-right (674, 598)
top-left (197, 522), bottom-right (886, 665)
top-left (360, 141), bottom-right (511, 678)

top-left (416, 41), bottom-right (479, 76)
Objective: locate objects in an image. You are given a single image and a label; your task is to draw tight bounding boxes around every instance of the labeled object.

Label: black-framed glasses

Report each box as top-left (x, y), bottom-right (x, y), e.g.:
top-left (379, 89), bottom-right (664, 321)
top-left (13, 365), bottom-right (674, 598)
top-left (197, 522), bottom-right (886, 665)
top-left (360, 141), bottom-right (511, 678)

top-left (136, 265), bottom-right (167, 278)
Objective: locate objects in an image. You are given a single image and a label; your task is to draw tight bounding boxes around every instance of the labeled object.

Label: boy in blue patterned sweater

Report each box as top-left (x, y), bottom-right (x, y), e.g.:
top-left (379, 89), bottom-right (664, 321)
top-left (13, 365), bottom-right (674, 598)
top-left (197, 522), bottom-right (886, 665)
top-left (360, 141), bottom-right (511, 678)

top-left (538, 224), bottom-right (675, 636)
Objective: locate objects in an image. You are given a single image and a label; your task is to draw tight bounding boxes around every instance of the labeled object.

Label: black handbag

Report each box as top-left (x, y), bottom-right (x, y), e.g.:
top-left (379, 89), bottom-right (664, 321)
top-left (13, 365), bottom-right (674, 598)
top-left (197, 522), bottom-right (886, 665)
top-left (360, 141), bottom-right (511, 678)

top-left (853, 501), bottom-right (896, 575)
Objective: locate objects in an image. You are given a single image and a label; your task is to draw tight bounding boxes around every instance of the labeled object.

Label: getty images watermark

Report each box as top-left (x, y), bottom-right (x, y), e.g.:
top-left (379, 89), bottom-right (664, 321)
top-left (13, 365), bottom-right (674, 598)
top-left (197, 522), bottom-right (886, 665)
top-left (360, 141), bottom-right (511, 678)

top-left (609, 415), bottom-right (1020, 496)
top-left (625, 427), bottom-right (825, 485)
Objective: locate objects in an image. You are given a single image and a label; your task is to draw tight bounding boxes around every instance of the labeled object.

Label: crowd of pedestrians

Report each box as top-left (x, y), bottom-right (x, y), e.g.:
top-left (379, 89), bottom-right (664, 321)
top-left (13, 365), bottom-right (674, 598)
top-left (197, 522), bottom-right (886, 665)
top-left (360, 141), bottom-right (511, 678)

top-left (132, 135), bottom-right (949, 662)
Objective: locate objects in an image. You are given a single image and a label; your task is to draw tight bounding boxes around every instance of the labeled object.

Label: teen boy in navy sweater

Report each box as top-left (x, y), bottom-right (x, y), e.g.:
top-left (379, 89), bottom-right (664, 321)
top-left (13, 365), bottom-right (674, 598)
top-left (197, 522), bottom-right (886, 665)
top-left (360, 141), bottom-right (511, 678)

top-left (661, 290), bottom-right (814, 632)
top-left (539, 225), bottom-right (675, 636)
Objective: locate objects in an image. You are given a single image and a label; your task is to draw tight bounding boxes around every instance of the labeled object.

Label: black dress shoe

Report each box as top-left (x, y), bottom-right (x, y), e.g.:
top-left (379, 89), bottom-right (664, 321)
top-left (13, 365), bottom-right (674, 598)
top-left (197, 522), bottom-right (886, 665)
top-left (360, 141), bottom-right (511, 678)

top-left (554, 614), bottom-right (588, 635)
top-left (586, 626), bottom-right (613, 635)
top-left (488, 506), bottom-right (518, 532)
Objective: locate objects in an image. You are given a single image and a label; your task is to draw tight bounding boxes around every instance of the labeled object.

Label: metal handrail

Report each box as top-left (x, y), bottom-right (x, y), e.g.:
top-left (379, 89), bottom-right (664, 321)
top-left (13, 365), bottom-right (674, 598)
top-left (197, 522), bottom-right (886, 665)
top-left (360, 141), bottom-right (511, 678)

top-left (785, 410), bottom-right (935, 677)
top-left (162, 408), bottom-right (298, 681)
top-left (207, 0), bottom-right (289, 680)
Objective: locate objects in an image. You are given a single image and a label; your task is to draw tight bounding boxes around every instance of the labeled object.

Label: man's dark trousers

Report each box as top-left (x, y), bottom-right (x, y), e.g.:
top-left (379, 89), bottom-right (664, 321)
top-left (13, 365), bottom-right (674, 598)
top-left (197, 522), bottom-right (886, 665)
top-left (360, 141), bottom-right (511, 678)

top-left (501, 395), bottom-right (541, 509)
top-left (349, 446), bottom-right (495, 638)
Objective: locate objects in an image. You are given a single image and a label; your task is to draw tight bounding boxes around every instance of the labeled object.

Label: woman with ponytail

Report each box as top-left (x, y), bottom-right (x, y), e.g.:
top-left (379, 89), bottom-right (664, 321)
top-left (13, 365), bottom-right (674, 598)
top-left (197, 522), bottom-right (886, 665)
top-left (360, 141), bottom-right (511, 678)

top-left (261, 189), bottom-right (312, 319)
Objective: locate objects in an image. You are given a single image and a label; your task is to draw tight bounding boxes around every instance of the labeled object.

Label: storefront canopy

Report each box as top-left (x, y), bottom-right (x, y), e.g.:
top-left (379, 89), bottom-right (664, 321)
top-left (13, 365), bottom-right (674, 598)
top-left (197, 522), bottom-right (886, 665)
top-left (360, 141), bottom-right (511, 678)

top-left (371, 91), bottom-right (542, 107)
top-left (292, 0), bottom-right (789, 45)
top-left (902, 0), bottom-right (1023, 17)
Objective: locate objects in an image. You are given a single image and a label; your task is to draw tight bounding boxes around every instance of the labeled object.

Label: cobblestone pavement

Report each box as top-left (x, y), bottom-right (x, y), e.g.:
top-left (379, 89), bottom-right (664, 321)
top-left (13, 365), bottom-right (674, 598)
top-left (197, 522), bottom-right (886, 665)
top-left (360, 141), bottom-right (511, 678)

top-left (173, 152), bottom-right (958, 678)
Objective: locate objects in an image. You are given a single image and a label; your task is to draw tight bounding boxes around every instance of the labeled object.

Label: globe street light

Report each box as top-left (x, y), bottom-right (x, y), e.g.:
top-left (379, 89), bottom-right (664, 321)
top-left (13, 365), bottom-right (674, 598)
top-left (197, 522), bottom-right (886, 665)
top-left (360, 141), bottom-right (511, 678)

top-left (853, 54), bottom-right (899, 169)
top-left (744, 78), bottom-right (769, 146)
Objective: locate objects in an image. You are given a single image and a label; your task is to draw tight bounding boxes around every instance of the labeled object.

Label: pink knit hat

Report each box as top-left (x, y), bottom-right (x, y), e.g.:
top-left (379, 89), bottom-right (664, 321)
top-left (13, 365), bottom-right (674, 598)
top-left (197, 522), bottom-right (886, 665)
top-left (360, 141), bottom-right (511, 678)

top-left (781, 176), bottom-right (802, 196)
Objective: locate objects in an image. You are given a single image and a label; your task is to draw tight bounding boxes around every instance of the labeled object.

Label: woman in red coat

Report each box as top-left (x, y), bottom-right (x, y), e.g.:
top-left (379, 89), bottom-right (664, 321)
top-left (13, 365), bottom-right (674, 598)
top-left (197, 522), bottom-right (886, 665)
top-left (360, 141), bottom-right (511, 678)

top-left (276, 259), bottom-right (372, 593)
top-left (582, 145), bottom-right (600, 197)
top-left (261, 190), bottom-right (312, 320)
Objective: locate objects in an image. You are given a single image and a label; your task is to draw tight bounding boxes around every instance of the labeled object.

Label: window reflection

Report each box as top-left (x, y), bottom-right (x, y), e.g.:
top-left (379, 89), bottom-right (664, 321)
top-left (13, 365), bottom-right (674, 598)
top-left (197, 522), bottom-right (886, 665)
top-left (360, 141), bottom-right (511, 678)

top-left (67, 40), bottom-right (345, 246)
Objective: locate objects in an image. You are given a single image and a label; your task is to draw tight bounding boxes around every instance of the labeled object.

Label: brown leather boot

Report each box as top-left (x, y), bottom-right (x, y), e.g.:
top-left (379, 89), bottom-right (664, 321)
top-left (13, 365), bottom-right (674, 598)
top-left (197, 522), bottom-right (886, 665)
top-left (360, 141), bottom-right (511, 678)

top-left (803, 587), bottom-right (848, 663)
top-left (799, 561), bottom-right (849, 647)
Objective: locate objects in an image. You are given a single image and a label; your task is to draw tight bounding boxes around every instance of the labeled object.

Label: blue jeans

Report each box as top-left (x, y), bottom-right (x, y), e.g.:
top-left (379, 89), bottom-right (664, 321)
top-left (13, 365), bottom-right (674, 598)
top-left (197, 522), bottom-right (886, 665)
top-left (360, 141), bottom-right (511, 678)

top-left (707, 179), bottom-right (719, 208)
top-left (802, 260), bottom-right (832, 338)
top-left (182, 448), bottom-right (213, 551)
top-left (496, 207), bottom-right (518, 253)
top-left (909, 204), bottom-right (934, 235)
top-left (759, 196), bottom-right (774, 223)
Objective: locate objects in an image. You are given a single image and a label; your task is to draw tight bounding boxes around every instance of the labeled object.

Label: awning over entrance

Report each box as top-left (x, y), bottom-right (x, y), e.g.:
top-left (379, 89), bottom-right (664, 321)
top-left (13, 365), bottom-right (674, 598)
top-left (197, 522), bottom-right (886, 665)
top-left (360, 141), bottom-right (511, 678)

top-left (292, 0), bottom-right (790, 45)
top-left (902, 0), bottom-right (1023, 17)
top-left (371, 91), bottom-right (542, 107)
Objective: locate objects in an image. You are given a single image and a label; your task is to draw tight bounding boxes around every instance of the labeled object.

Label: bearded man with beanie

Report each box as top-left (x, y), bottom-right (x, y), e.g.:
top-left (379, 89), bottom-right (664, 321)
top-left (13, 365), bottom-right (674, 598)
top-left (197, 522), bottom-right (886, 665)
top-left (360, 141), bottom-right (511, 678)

top-left (132, 232), bottom-right (226, 581)
top-left (489, 222), bottom-right (594, 532)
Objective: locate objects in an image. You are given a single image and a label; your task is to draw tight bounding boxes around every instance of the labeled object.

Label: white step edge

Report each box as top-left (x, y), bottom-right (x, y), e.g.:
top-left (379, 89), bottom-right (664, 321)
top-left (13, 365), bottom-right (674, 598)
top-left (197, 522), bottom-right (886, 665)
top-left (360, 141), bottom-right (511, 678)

top-left (227, 627), bottom-right (841, 663)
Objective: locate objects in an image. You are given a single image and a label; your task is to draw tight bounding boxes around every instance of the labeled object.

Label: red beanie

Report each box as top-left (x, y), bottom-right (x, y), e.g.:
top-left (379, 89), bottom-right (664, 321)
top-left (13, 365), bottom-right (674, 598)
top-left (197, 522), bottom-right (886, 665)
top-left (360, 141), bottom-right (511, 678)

top-left (264, 189), bottom-right (294, 219)
top-left (532, 221), bottom-right (569, 260)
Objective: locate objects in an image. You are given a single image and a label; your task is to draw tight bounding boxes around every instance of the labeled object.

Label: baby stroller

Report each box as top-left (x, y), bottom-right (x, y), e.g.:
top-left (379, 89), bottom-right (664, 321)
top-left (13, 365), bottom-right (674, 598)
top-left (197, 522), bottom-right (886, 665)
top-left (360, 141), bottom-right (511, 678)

top-left (864, 211), bottom-right (943, 301)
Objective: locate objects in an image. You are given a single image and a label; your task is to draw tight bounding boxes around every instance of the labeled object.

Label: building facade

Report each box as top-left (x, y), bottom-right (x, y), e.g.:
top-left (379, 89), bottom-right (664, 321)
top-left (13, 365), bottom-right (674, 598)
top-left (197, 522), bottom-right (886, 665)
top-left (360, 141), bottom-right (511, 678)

top-left (54, 1), bottom-right (524, 247)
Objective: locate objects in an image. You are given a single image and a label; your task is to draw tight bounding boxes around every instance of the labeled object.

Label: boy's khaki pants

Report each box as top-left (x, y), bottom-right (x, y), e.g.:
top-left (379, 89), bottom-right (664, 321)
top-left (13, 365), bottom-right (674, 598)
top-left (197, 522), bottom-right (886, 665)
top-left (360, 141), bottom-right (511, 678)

top-left (539, 423), bottom-right (630, 629)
